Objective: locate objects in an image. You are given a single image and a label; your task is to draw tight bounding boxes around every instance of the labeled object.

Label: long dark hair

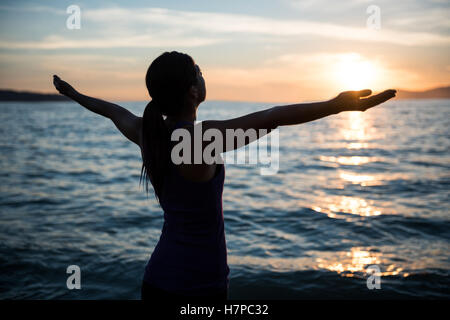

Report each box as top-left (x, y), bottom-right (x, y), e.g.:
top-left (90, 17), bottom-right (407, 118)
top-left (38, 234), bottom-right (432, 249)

top-left (140, 51), bottom-right (198, 202)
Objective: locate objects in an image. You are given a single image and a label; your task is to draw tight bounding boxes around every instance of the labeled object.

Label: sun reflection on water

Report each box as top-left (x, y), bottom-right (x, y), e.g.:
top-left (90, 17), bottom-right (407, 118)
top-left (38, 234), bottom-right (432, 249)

top-left (338, 111), bottom-right (379, 143)
top-left (347, 142), bottom-right (369, 149)
top-left (319, 155), bottom-right (381, 166)
top-left (312, 107), bottom-right (391, 218)
top-left (338, 171), bottom-right (411, 187)
top-left (228, 248), bottom-right (408, 278)
top-left (312, 196), bottom-right (382, 218)
top-left (339, 172), bottom-right (379, 186)
top-left (316, 248), bottom-right (406, 278)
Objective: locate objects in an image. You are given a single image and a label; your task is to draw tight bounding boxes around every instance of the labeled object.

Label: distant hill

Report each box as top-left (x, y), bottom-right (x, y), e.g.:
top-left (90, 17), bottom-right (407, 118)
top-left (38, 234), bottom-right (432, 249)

top-left (1, 86), bottom-right (449, 102)
top-left (0, 89), bottom-right (69, 101)
top-left (396, 86), bottom-right (450, 99)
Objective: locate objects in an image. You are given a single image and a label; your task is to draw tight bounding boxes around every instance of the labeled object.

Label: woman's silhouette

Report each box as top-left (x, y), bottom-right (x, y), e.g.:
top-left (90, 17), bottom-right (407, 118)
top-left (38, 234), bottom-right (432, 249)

top-left (53, 51), bottom-right (396, 301)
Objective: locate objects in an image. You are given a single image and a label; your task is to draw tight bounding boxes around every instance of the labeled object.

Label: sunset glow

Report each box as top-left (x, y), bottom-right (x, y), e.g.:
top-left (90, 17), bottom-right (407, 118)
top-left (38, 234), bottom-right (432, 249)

top-left (0, 1), bottom-right (448, 102)
top-left (333, 54), bottom-right (378, 90)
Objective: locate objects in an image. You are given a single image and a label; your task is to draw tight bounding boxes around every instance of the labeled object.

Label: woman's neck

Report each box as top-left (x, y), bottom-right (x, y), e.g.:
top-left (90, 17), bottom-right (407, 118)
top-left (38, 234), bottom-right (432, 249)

top-left (168, 106), bottom-right (197, 123)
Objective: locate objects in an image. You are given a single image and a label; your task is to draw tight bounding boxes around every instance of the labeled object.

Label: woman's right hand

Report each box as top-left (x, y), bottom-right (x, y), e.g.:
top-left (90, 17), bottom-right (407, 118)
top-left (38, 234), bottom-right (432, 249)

top-left (53, 75), bottom-right (76, 97)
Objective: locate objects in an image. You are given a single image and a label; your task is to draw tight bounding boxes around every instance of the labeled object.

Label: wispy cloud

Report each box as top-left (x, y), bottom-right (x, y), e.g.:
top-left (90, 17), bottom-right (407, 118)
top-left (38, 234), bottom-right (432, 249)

top-left (0, 5), bottom-right (65, 15)
top-left (0, 34), bottom-right (224, 49)
top-left (1, 6), bottom-right (449, 50)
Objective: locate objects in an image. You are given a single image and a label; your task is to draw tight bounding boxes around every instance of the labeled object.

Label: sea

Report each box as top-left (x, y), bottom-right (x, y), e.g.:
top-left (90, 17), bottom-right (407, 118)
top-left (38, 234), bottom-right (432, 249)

top-left (0, 99), bottom-right (449, 299)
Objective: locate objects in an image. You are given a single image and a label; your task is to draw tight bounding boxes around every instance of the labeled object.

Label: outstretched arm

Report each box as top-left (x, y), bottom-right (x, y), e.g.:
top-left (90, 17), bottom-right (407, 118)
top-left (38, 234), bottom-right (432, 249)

top-left (53, 75), bottom-right (142, 146)
top-left (263, 89), bottom-right (396, 127)
top-left (200, 89), bottom-right (396, 152)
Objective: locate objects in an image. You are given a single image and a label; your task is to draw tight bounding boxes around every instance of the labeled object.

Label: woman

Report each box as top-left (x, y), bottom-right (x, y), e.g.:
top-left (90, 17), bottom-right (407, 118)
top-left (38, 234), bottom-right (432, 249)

top-left (53, 51), bottom-right (396, 300)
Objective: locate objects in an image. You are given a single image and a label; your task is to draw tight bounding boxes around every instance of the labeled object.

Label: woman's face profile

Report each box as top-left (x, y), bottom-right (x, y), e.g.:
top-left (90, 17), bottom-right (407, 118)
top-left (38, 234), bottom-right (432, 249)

top-left (195, 64), bottom-right (206, 103)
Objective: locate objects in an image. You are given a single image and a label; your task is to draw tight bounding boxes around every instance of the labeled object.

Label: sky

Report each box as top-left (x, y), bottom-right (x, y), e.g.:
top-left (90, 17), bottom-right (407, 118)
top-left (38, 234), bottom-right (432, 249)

top-left (0, 0), bottom-right (449, 103)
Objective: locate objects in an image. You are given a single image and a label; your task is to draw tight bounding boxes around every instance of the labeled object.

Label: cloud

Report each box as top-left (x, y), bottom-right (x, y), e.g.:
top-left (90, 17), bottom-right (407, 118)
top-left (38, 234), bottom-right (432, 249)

top-left (0, 5), bottom-right (65, 15)
top-left (83, 7), bottom-right (450, 46)
top-left (385, 8), bottom-right (450, 32)
top-left (0, 5), bottom-right (449, 50)
top-left (0, 34), bottom-right (224, 49)
top-left (287, 0), bottom-right (450, 33)
top-left (287, 0), bottom-right (372, 11)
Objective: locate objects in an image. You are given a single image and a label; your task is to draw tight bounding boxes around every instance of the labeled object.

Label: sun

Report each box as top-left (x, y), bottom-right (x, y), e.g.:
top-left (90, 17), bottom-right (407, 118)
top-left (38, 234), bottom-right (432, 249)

top-left (334, 54), bottom-right (377, 90)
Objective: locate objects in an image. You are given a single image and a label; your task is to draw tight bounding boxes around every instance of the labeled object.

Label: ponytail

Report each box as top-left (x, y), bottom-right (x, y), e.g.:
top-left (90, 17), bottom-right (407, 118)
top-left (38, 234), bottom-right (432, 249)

top-left (140, 99), bottom-right (170, 201)
top-left (140, 51), bottom-right (198, 203)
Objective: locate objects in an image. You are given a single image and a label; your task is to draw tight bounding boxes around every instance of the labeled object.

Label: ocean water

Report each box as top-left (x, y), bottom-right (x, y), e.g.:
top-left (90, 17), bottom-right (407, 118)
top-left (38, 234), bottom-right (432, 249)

top-left (0, 99), bottom-right (449, 299)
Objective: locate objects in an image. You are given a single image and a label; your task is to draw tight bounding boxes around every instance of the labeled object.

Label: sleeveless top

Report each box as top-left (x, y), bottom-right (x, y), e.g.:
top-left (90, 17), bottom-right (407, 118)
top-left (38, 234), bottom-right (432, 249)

top-left (143, 120), bottom-right (230, 296)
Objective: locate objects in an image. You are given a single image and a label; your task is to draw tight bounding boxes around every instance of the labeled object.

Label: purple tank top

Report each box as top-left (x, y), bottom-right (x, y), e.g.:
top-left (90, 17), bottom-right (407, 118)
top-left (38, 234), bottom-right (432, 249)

top-left (143, 120), bottom-right (229, 295)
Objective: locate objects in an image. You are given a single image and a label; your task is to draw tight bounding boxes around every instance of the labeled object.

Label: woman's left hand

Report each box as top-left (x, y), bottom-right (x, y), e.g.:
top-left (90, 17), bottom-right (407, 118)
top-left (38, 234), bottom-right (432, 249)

top-left (334, 89), bottom-right (397, 112)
